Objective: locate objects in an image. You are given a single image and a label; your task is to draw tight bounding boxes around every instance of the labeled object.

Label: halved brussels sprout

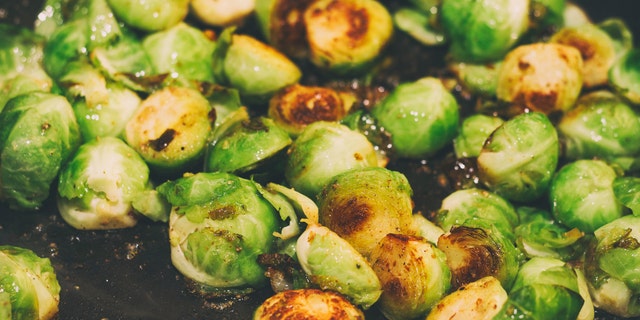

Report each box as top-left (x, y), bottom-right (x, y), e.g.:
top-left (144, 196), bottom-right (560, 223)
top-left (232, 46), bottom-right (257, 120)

top-left (284, 121), bottom-right (378, 197)
top-left (557, 90), bottom-right (640, 170)
top-left (496, 43), bottom-right (583, 114)
top-left (317, 167), bottom-right (414, 258)
top-left (107, 0), bottom-right (190, 32)
top-left (426, 276), bottom-right (508, 320)
top-left (370, 233), bottom-right (451, 320)
top-left (440, 0), bottom-right (529, 63)
top-left (204, 116), bottom-right (292, 176)
top-left (213, 28), bottom-right (302, 105)
top-left (58, 60), bottom-right (142, 141)
top-left (303, 0), bottom-right (394, 75)
top-left (609, 48), bottom-right (640, 106)
top-left (0, 245), bottom-right (61, 320)
top-left (583, 215), bottom-right (640, 318)
top-left (124, 86), bottom-right (214, 176)
top-left (453, 114), bottom-right (504, 159)
top-left (370, 77), bottom-right (460, 159)
top-left (499, 257), bottom-right (586, 320)
top-left (190, 0), bottom-right (256, 27)
top-left (254, 0), bottom-right (314, 58)
top-left (157, 172), bottom-right (283, 293)
top-left (57, 136), bottom-right (167, 229)
top-left (435, 188), bottom-right (519, 241)
top-left (550, 159), bottom-right (624, 233)
top-left (437, 223), bottom-right (521, 291)
top-left (0, 92), bottom-right (81, 210)
top-left (477, 111), bottom-right (559, 203)
top-left (550, 20), bottom-right (629, 88)
top-left (268, 84), bottom-right (350, 136)
top-left (253, 288), bottom-right (364, 319)
top-left (296, 223), bottom-right (382, 309)
top-left (142, 22), bottom-right (217, 86)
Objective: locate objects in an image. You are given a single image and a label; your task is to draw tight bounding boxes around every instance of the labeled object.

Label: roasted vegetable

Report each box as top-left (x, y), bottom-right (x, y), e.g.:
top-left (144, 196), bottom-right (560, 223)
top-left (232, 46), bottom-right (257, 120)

top-left (317, 167), bottom-right (414, 257)
top-left (0, 245), bottom-right (61, 320)
top-left (0, 92), bottom-right (81, 210)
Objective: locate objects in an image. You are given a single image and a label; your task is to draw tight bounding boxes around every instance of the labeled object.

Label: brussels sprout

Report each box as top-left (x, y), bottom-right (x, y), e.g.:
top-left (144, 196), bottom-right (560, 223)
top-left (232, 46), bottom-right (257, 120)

top-left (157, 172), bottom-right (283, 293)
top-left (497, 257), bottom-right (586, 320)
top-left (437, 223), bottom-right (521, 290)
top-left (440, 0), bottom-right (529, 63)
top-left (477, 112), bottom-right (559, 203)
top-left (435, 188), bottom-right (519, 241)
top-left (0, 24), bottom-right (53, 110)
top-left (107, 0), bottom-right (189, 32)
top-left (58, 60), bottom-right (141, 140)
top-left (613, 177), bottom-right (640, 216)
top-left (253, 288), bottom-right (365, 319)
top-left (583, 215), bottom-right (640, 318)
top-left (448, 62), bottom-right (502, 99)
top-left (141, 22), bottom-right (216, 87)
top-left (609, 48), bottom-right (640, 106)
top-left (317, 167), bottom-right (414, 258)
top-left (190, 0), bottom-right (255, 27)
top-left (453, 114), bottom-right (504, 159)
top-left (550, 21), bottom-right (622, 88)
top-left (0, 92), bottom-right (81, 210)
top-left (284, 121), bottom-right (378, 197)
top-left (124, 86), bottom-right (214, 175)
top-left (496, 43), bottom-right (583, 114)
top-left (42, 18), bottom-right (89, 80)
top-left (370, 234), bottom-right (451, 320)
top-left (393, 6), bottom-right (446, 47)
top-left (254, 0), bottom-right (314, 59)
top-left (204, 116), bottom-right (292, 177)
top-left (0, 246), bottom-right (61, 320)
top-left (557, 90), bottom-right (640, 170)
top-left (296, 223), bottom-right (382, 309)
top-left (268, 84), bottom-right (350, 136)
top-left (88, 28), bottom-right (155, 92)
top-left (56, 137), bottom-right (167, 229)
top-left (426, 276), bottom-right (508, 320)
top-left (213, 28), bottom-right (302, 105)
top-left (514, 206), bottom-right (585, 260)
top-left (550, 159), bottom-right (624, 233)
top-left (370, 77), bottom-right (460, 159)
top-left (303, 0), bottom-right (394, 75)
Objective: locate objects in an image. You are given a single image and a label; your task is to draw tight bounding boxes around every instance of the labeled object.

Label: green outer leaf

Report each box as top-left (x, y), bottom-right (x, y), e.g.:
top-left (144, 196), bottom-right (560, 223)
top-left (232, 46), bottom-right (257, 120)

top-left (613, 177), bottom-right (640, 215)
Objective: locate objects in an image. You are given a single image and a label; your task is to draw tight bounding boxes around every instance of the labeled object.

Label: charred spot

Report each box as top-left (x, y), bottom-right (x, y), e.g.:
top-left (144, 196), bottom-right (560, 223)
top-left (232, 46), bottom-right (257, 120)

top-left (273, 0), bottom-right (314, 55)
top-left (614, 229), bottom-right (640, 249)
top-left (41, 122), bottom-right (51, 132)
top-left (208, 205), bottom-right (238, 220)
top-left (149, 129), bottom-right (177, 151)
top-left (518, 60), bottom-right (531, 71)
top-left (383, 277), bottom-right (407, 300)
top-left (564, 38), bottom-right (596, 61)
top-left (325, 197), bottom-right (372, 236)
top-left (207, 108), bottom-right (217, 124)
top-left (345, 7), bottom-right (369, 43)
top-left (527, 90), bottom-right (558, 113)
top-left (285, 90), bottom-right (343, 125)
top-left (243, 118), bottom-right (269, 132)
